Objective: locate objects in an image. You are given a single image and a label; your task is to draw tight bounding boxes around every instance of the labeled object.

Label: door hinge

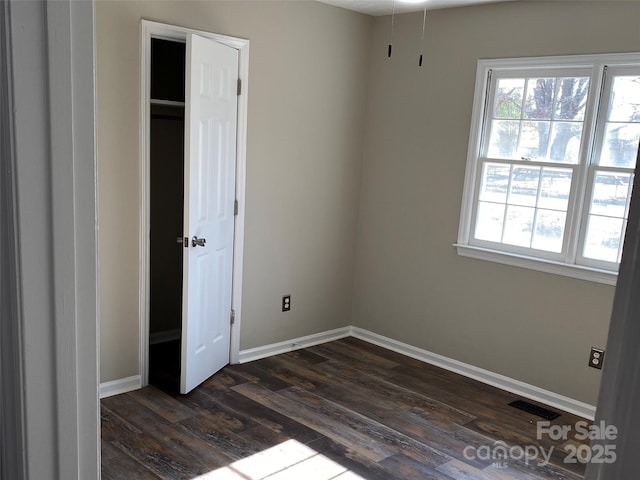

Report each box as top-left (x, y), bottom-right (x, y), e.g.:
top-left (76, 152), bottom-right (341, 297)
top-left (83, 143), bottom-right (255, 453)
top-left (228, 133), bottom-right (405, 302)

top-left (234, 199), bottom-right (239, 216)
top-left (230, 309), bottom-right (236, 325)
top-left (237, 78), bottom-right (241, 96)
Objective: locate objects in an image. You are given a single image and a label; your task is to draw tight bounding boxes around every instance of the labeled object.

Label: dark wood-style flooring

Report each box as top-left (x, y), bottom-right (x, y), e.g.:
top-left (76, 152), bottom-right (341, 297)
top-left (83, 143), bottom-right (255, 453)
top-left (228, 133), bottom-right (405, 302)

top-left (101, 337), bottom-right (589, 479)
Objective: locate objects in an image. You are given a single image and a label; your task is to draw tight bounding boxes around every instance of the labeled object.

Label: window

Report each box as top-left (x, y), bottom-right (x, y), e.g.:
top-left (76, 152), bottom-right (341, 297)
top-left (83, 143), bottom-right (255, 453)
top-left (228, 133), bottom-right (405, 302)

top-left (457, 54), bottom-right (640, 285)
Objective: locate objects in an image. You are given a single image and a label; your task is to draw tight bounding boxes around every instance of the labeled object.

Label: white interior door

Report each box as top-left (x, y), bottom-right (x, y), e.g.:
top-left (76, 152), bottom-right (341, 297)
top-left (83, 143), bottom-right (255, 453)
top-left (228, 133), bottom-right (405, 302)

top-left (180, 34), bottom-right (239, 394)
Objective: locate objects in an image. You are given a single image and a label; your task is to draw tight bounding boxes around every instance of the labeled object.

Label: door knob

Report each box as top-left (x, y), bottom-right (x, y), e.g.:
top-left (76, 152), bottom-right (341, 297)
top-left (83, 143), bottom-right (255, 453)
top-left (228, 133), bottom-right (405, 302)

top-left (191, 236), bottom-right (206, 247)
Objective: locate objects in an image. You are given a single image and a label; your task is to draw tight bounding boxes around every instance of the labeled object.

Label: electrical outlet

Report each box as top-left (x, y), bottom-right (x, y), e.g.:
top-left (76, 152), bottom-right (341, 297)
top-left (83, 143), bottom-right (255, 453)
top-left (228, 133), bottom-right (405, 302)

top-left (589, 347), bottom-right (605, 369)
top-left (282, 295), bottom-right (291, 312)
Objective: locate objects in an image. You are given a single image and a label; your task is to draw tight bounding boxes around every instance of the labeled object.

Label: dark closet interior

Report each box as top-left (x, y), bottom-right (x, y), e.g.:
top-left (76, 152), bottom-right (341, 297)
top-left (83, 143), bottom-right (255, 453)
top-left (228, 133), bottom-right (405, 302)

top-left (148, 37), bottom-right (186, 392)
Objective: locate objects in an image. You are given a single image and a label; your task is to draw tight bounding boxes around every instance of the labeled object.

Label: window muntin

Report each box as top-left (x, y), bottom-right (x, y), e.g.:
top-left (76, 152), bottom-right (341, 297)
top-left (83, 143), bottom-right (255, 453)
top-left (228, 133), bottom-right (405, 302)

top-left (460, 55), bottom-right (640, 277)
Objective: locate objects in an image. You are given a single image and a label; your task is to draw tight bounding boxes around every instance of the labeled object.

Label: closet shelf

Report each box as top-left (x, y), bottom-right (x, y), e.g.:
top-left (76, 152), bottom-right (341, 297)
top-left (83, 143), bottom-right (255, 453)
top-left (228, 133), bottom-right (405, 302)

top-left (150, 99), bottom-right (185, 107)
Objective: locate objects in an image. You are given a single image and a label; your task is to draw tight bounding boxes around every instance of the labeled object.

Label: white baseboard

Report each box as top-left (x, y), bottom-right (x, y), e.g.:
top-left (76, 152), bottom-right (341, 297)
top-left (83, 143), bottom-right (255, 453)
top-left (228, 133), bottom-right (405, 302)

top-left (99, 375), bottom-right (141, 399)
top-left (101, 326), bottom-right (597, 419)
top-left (351, 327), bottom-right (596, 420)
top-left (149, 328), bottom-right (180, 345)
top-left (237, 326), bottom-right (352, 363)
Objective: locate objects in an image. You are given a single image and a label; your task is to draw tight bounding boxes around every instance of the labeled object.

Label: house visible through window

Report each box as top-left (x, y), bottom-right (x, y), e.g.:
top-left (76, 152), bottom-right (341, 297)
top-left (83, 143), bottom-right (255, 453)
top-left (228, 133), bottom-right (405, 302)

top-left (457, 53), bottom-right (640, 284)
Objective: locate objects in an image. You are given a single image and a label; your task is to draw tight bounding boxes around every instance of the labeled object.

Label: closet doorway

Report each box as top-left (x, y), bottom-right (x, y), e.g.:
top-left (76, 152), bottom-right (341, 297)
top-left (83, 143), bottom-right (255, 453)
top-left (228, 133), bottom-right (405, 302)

top-left (141, 21), bottom-right (249, 394)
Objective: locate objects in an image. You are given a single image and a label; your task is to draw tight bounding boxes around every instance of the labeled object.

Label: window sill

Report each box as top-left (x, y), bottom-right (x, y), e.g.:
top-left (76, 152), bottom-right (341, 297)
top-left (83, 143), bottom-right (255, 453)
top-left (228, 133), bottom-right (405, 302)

top-left (454, 244), bottom-right (618, 286)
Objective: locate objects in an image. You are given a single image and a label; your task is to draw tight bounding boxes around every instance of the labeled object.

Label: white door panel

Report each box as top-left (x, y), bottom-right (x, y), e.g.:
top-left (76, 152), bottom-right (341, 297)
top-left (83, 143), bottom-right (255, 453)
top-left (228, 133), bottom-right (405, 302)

top-left (181, 34), bottom-right (238, 394)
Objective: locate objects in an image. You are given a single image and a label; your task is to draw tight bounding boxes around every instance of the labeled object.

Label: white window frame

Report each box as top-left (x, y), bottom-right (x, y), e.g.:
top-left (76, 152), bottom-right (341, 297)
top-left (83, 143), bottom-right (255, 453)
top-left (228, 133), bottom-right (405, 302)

top-left (456, 53), bottom-right (640, 286)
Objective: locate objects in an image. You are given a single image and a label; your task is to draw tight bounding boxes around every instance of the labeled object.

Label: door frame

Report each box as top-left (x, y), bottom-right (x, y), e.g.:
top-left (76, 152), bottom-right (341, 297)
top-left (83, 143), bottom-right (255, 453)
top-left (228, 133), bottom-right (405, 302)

top-left (2, 1), bottom-right (99, 477)
top-left (139, 20), bottom-right (249, 386)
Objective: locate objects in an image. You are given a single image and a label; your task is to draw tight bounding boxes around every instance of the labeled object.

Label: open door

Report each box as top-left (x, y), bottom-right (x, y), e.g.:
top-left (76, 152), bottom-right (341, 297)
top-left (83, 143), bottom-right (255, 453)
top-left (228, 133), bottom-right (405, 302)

top-left (180, 34), bottom-right (239, 394)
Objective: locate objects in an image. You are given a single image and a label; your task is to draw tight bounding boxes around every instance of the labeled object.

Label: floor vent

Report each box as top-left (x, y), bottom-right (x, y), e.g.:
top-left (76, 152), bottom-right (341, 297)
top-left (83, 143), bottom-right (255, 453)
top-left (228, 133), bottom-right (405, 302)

top-left (508, 400), bottom-right (561, 420)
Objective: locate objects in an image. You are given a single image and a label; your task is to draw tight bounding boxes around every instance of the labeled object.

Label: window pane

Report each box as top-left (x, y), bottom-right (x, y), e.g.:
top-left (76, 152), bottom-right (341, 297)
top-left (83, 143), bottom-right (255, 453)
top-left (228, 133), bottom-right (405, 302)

top-left (608, 76), bottom-right (640, 122)
top-left (479, 163), bottom-right (510, 203)
top-left (503, 205), bottom-right (534, 247)
top-left (532, 210), bottom-right (566, 253)
top-left (475, 202), bottom-right (505, 242)
top-left (554, 77), bottom-right (589, 121)
top-left (538, 168), bottom-right (572, 210)
top-left (590, 172), bottom-right (631, 217)
top-left (524, 78), bottom-right (555, 120)
top-left (494, 78), bottom-right (524, 119)
top-left (508, 166), bottom-right (540, 206)
top-left (488, 120), bottom-right (520, 158)
top-left (596, 75), bottom-right (640, 169)
top-left (583, 215), bottom-right (624, 263)
top-left (599, 123), bottom-right (640, 168)
top-left (517, 121), bottom-right (549, 160)
top-left (490, 76), bottom-right (588, 163)
top-left (474, 164), bottom-right (571, 254)
top-left (549, 122), bottom-right (583, 163)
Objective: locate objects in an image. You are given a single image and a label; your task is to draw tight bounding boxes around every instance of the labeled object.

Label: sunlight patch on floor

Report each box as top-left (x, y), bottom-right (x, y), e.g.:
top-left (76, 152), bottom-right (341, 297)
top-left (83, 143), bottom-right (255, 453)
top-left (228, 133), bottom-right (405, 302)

top-left (193, 439), bottom-right (366, 480)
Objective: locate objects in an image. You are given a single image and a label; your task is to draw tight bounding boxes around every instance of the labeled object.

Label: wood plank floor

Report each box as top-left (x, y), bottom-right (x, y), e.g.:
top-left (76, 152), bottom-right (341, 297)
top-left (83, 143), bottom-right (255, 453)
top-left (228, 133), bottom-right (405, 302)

top-left (101, 337), bottom-right (589, 480)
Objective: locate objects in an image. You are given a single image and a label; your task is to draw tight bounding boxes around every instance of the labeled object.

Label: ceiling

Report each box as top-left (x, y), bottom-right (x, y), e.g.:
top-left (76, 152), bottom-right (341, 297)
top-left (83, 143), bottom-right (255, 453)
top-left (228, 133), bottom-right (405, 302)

top-left (316, 0), bottom-right (514, 16)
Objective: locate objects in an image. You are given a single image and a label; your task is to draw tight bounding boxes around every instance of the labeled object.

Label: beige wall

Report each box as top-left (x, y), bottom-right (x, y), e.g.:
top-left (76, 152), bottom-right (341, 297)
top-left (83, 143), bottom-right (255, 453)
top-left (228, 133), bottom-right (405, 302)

top-left (97, 1), bottom-right (372, 382)
top-left (98, 0), bottom-right (639, 405)
top-left (353, 1), bottom-right (640, 405)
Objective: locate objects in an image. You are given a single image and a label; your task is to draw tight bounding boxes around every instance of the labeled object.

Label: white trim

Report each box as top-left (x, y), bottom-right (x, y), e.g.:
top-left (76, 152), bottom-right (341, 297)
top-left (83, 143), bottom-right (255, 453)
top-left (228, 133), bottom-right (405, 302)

top-left (238, 327), bottom-right (352, 363)
top-left (99, 376), bottom-right (142, 399)
top-left (230, 29), bottom-right (250, 365)
top-left (139, 19), bottom-right (151, 388)
top-left (241, 326), bottom-right (596, 418)
top-left (351, 327), bottom-right (596, 420)
top-left (149, 329), bottom-right (181, 345)
top-left (1, 2), bottom-right (27, 476)
top-left (139, 20), bottom-right (249, 383)
top-left (458, 60), bottom-right (489, 243)
top-left (6, 1), bottom-right (99, 477)
top-left (475, 52), bottom-right (640, 71)
top-left (455, 243), bottom-right (617, 285)
top-left (125, 324), bottom-right (596, 419)
top-left (49, 4), bottom-right (82, 475)
top-left (47, 3), bottom-right (100, 477)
